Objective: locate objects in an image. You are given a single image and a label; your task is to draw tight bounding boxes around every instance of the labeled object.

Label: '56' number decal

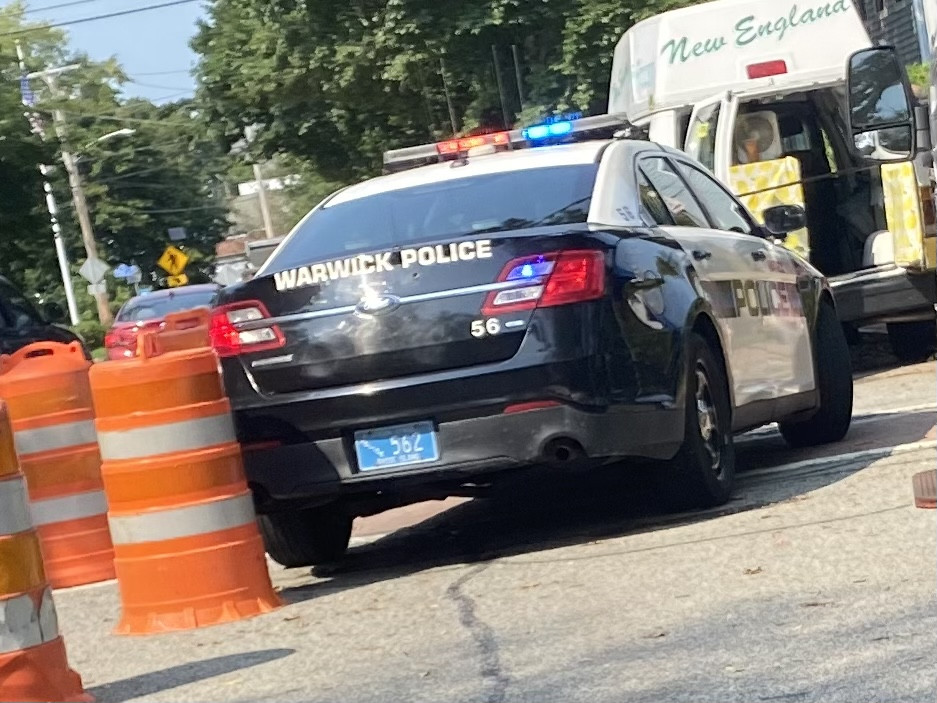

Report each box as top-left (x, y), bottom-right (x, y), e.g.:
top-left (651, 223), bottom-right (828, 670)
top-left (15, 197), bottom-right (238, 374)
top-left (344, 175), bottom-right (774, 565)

top-left (471, 318), bottom-right (502, 338)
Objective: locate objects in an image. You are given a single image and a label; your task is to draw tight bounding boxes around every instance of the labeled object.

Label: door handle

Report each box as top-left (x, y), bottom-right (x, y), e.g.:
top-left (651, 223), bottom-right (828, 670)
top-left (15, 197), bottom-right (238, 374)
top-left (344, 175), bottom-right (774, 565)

top-left (750, 250), bottom-right (767, 261)
top-left (692, 249), bottom-right (712, 261)
top-left (627, 272), bottom-right (664, 290)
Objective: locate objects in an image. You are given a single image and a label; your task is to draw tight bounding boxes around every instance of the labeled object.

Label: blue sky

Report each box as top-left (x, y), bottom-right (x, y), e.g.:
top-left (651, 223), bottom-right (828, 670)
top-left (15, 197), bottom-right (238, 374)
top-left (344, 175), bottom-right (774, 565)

top-left (20, 0), bottom-right (206, 103)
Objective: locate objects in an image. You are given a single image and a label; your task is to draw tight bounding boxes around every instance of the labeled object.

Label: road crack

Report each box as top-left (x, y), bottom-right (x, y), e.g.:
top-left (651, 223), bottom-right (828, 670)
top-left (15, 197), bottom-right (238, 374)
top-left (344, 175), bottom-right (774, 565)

top-left (446, 563), bottom-right (510, 703)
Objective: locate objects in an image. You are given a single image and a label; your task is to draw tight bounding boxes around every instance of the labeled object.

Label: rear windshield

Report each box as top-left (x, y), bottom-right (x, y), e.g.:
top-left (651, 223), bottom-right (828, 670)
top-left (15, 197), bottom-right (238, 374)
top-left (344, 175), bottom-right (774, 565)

top-left (266, 164), bottom-right (599, 270)
top-left (116, 289), bottom-right (216, 323)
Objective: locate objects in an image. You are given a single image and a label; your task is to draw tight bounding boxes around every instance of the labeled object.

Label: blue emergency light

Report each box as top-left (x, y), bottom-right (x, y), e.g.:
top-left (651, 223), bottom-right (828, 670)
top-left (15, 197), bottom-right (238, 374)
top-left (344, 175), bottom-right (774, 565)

top-left (522, 120), bottom-right (574, 141)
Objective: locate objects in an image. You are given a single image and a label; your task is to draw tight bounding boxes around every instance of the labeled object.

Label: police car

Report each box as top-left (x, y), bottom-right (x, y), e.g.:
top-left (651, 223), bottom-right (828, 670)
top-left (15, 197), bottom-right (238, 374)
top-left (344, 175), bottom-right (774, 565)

top-left (210, 114), bottom-right (853, 566)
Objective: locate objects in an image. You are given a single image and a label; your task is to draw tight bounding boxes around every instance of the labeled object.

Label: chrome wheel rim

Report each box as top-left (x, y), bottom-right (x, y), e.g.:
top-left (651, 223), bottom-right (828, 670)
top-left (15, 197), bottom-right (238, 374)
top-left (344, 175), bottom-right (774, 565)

top-left (695, 363), bottom-right (721, 473)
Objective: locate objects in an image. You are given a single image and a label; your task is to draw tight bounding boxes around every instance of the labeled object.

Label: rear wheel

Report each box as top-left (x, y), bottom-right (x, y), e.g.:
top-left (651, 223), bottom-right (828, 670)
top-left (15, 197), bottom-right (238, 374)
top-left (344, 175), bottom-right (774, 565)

top-left (779, 300), bottom-right (853, 448)
top-left (656, 332), bottom-right (735, 511)
top-left (886, 320), bottom-right (936, 364)
top-left (258, 504), bottom-right (352, 568)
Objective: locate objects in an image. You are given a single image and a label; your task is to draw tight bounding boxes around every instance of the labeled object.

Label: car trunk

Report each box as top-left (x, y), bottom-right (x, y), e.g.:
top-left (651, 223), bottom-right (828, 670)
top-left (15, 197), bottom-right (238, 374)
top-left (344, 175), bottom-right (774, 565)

top-left (220, 228), bottom-right (603, 395)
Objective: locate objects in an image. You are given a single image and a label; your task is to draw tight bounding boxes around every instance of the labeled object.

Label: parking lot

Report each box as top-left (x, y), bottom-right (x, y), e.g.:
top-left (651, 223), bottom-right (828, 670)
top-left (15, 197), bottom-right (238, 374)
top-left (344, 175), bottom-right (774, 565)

top-left (51, 331), bottom-right (936, 703)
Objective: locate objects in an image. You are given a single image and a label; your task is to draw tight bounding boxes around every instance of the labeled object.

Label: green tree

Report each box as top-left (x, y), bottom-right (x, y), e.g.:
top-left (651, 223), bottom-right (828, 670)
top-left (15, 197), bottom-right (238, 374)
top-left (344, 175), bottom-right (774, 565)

top-left (192, 0), bottom-right (699, 188)
top-left (75, 98), bottom-right (230, 288)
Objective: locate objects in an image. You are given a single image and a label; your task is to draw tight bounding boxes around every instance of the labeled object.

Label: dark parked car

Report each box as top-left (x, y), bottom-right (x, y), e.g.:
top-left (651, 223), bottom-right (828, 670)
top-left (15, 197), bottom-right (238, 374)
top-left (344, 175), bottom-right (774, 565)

top-left (0, 276), bottom-right (89, 357)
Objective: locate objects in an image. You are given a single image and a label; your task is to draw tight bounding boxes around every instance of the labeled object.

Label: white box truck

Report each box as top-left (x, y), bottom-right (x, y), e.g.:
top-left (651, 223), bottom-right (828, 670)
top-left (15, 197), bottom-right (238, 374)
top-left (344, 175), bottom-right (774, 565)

top-left (609, 0), bottom-right (935, 361)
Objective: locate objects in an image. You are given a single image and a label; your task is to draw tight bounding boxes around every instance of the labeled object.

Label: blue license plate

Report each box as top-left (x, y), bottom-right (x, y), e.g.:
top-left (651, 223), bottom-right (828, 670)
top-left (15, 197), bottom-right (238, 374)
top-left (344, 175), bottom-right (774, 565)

top-left (354, 421), bottom-right (440, 472)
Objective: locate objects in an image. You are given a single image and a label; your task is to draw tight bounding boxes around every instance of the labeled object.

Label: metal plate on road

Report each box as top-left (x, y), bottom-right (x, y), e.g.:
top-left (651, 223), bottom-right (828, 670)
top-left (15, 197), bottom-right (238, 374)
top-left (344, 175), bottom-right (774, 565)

top-left (912, 470), bottom-right (936, 509)
top-left (354, 421), bottom-right (439, 471)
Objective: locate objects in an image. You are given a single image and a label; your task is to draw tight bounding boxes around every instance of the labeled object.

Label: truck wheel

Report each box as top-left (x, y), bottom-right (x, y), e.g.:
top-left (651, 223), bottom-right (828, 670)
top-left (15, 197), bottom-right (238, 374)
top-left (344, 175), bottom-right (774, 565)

top-left (886, 320), bottom-right (936, 364)
top-left (258, 505), bottom-right (352, 568)
top-left (656, 332), bottom-right (735, 511)
top-left (779, 300), bottom-right (853, 448)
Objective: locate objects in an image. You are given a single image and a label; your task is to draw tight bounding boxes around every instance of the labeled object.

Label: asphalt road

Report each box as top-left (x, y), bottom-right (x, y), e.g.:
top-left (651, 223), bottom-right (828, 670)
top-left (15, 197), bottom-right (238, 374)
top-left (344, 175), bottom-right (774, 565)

top-left (53, 332), bottom-right (936, 703)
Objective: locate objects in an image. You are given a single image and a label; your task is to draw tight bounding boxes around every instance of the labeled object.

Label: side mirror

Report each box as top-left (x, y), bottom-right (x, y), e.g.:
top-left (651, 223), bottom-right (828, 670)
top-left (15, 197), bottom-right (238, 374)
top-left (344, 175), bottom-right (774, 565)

top-left (845, 46), bottom-right (917, 163)
top-left (42, 301), bottom-right (66, 324)
top-left (763, 204), bottom-right (806, 237)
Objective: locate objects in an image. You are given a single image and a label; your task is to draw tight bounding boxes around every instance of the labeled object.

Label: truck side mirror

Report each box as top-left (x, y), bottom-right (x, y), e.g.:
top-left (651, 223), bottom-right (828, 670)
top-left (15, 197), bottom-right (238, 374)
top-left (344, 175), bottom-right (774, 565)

top-left (845, 46), bottom-right (917, 163)
top-left (762, 204), bottom-right (806, 237)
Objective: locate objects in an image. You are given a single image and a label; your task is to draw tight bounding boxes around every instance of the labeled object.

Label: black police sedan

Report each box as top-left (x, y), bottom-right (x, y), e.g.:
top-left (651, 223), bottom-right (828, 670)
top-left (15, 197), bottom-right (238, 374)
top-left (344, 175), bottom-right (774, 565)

top-left (210, 115), bottom-right (853, 566)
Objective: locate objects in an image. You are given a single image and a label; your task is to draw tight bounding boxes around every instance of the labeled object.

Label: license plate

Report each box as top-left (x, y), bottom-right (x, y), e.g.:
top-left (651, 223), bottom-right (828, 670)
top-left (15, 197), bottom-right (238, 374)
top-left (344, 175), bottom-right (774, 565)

top-left (354, 421), bottom-right (439, 472)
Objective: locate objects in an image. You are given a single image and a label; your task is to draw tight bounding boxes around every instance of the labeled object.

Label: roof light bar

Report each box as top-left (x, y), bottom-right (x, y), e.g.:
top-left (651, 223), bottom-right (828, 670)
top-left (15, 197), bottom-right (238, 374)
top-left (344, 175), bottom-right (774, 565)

top-left (523, 120), bottom-right (573, 141)
top-left (382, 113), bottom-right (636, 173)
top-left (437, 132), bottom-right (509, 154)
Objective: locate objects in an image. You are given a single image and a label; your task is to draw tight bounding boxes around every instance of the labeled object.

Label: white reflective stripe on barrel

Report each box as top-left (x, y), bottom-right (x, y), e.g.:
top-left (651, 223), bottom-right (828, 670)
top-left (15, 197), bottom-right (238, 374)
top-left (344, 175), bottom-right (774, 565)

top-left (29, 490), bottom-right (108, 527)
top-left (0, 476), bottom-right (33, 536)
top-left (97, 413), bottom-right (236, 461)
top-left (0, 587), bottom-right (59, 654)
top-left (108, 493), bottom-right (255, 545)
top-left (14, 420), bottom-right (97, 456)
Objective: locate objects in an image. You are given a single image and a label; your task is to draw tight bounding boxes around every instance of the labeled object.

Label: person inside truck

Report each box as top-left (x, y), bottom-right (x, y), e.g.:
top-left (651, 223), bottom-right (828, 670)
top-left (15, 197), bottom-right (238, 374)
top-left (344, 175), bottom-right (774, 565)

top-left (733, 122), bottom-right (765, 164)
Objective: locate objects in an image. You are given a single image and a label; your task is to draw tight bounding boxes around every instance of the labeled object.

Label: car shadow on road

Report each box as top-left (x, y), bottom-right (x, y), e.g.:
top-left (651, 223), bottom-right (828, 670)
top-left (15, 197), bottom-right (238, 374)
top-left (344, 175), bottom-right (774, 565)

top-left (87, 648), bottom-right (295, 703)
top-left (279, 407), bottom-right (933, 604)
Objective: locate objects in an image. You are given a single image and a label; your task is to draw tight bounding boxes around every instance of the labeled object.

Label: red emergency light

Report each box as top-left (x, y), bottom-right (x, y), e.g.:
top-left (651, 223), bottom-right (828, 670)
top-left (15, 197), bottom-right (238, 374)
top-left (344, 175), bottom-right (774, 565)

top-left (746, 60), bottom-right (788, 80)
top-left (436, 131), bottom-right (510, 154)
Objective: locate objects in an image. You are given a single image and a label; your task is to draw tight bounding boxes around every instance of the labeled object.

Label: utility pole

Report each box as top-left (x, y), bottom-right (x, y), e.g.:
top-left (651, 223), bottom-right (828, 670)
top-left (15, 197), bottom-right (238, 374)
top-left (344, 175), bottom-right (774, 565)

top-left (31, 67), bottom-right (113, 325)
top-left (15, 42), bottom-right (80, 326)
top-left (491, 45), bottom-right (512, 130)
top-left (242, 124), bottom-right (276, 239)
top-left (511, 44), bottom-right (526, 111)
top-left (439, 57), bottom-right (459, 135)
top-left (253, 162), bottom-right (276, 239)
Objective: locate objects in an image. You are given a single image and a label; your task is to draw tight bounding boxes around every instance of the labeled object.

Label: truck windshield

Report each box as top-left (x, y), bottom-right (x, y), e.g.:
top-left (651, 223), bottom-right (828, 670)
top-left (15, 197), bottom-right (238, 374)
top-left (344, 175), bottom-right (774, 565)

top-left (265, 163), bottom-right (599, 271)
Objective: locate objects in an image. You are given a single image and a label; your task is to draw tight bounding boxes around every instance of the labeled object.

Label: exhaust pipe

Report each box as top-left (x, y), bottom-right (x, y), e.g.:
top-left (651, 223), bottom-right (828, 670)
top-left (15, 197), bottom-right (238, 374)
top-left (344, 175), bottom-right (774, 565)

top-left (542, 437), bottom-right (586, 467)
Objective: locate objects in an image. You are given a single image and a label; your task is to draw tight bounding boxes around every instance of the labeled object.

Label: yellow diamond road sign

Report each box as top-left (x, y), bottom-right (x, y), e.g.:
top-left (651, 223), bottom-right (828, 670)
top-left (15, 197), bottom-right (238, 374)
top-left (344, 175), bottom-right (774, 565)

top-left (158, 245), bottom-right (188, 276)
top-left (166, 273), bottom-right (189, 288)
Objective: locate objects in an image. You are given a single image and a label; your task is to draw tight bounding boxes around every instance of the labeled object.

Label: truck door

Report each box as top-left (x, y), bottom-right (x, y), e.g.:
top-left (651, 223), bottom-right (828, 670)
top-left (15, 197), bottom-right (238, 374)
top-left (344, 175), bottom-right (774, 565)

top-left (684, 92), bottom-right (739, 181)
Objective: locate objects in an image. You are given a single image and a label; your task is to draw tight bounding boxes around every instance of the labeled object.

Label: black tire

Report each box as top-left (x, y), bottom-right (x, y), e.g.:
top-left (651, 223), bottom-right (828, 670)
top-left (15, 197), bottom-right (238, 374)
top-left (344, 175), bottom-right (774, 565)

top-left (258, 505), bottom-right (353, 568)
top-left (779, 300), bottom-right (853, 448)
top-left (886, 320), bottom-right (936, 364)
top-left (656, 332), bottom-right (736, 511)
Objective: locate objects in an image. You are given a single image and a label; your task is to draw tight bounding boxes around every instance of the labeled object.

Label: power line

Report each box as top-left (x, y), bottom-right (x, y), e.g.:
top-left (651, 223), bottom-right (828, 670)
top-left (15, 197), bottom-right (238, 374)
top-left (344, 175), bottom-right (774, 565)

top-left (24, 0), bottom-right (105, 14)
top-left (132, 69), bottom-right (193, 77)
top-left (0, 0), bottom-right (200, 37)
top-left (139, 204), bottom-right (227, 214)
top-left (125, 79), bottom-right (192, 91)
top-left (150, 91), bottom-right (193, 102)
top-left (56, 110), bottom-right (196, 126)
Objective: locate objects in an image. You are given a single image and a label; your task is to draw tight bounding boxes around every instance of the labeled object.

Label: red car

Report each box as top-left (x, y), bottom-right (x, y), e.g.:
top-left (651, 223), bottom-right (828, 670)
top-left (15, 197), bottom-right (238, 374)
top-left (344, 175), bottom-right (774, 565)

top-left (105, 284), bottom-right (219, 360)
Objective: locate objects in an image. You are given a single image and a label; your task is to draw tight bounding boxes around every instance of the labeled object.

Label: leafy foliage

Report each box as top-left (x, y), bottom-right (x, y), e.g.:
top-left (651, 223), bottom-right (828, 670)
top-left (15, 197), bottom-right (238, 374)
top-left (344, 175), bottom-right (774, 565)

top-left (192, 0), bottom-right (697, 185)
top-left (0, 2), bottom-right (229, 315)
top-left (907, 62), bottom-right (929, 93)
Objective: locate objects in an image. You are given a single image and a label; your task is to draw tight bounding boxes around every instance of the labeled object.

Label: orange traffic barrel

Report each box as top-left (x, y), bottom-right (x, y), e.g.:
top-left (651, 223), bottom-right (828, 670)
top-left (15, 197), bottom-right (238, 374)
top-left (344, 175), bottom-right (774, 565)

top-left (88, 315), bottom-right (281, 635)
top-left (0, 401), bottom-right (91, 703)
top-left (0, 342), bottom-right (115, 589)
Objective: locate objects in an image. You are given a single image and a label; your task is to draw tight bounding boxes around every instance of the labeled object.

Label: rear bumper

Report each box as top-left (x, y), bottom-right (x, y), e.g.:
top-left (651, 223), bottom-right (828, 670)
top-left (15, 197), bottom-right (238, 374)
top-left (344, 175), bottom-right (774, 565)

top-left (831, 266), bottom-right (936, 323)
top-left (241, 403), bottom-right (683, 508)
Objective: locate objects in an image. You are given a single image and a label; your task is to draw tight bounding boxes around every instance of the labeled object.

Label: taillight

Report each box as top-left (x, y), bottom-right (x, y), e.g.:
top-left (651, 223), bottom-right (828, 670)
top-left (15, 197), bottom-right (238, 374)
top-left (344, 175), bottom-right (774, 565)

top-left (209, 301), bottom-right (285, 357)
top-left (104, 332), bottom-right (118, 348)
top-left (481, 250), bottom-right (605, 316)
